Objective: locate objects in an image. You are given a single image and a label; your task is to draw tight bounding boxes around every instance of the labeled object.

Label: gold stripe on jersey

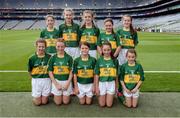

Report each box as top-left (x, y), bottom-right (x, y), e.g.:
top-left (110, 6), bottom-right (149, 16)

top-left (77, 69), bottom-right (94, 78)
top-left (124, 74), bottom-right (140, 83)
top-left (45, 39), bottom-right (57, 47)
top-left (31, 66), bottom-right (48, 75)
top-left (63, 33), bottom-right (77, 41)
top-left (99, 68), bottom-right (116, 77)
top-left (81, 36), bottom-right (97, 44)
top-left (53, 66), bottom-right (70, 75)
top-left (109, 41), bottom-right (117, 49)
top-left (120, 38), bottom-right (134, 47)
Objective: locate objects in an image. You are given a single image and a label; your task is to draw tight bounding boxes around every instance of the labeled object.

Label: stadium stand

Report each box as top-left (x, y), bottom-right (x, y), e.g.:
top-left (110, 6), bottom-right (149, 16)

top-left (0, 0), bottom-right (180, 32)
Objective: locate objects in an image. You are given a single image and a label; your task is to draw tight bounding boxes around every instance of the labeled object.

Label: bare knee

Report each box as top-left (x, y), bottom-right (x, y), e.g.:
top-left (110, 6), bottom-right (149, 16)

top-left (80, 100), bottom-right (85, 105)
top-left (132, 104), bottom-right (138, 108)
top-left (86, 97), bottom-right (92, 105)
top-left (54, 97), bottom-right (62, 105)
top-left (41, 96), bottom-right (49, 105)
top-left (63, 99), bottom-right (70, 105)
top-left (54, 100), bottom-right (62, 105)
top-left (33, 99), bottom-right (41, 106)
top-left (79, 97), bottom-right (86, 105)
top-left (106, 102), bottom-right (113, 108)
top-left (125, 103), bottom-right (132, 108)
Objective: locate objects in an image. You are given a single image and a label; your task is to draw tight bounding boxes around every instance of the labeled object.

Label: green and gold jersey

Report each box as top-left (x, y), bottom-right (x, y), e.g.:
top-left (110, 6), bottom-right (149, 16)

top-left (48, 53), bottom-right (73, 81)
top-left (59, 23), bottom-right (80, 47)
top-left (95, 56), bottom-right (118, 82)
top-left (28, 53), bottom-right (51, 78)
top-left (73, 56), bottom-right (96, 84)
top-left (40, 28), bottom-right (60, 54)
top-left (116, 29), bottom-right (138, 49)
top-left (119, 62), bottom-right (145, 90)
top-left (79, 27), bottom-right (100, 50)
top-left (97, 32), bottom-right (120, 53)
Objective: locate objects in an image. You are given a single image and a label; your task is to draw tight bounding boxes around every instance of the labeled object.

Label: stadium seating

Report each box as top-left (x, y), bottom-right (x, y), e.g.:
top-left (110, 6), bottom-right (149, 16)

top-left (0, 0), bottom-right (180, 32)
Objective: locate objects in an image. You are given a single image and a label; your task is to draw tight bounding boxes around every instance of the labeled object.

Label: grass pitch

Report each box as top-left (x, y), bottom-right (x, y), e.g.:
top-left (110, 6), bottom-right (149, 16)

top-left (0, 30), bottom-right (180, 92)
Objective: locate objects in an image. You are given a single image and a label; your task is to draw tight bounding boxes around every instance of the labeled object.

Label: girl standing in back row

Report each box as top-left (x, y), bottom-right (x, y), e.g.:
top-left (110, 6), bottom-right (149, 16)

top-left (40, 15), bottom-right (59, 55)
top-left (59, 8), bottom-right (80, 59)
top-left (97, 18), bottom-right (121, 58)
top-left (116, 15), bottom-right (138, 65)
top-left (79, 10), bottom-right (100, 58)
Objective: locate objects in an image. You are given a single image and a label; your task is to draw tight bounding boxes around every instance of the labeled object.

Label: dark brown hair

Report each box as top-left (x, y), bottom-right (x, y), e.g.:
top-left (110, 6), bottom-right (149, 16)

top-left (104, 18), bottom-right (115, 34)
top-left (126, 48), bottom-right (137, 57)
top-left (79, 42), bottom-right (90, 48)
top-left (36, 39), bottom-right (46, 47)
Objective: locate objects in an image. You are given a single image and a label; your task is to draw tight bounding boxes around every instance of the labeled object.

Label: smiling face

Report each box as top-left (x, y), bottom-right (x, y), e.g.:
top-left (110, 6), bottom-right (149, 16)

top-left (83, 12), bottom-right (93, 25)
top-left (64, 10), bottom-right (73, 24)
top-left (80, 44), bottom-right (89, 56)
top-left (122, 16), bottom-right (132, 29)
top-left (126, 52), bottom-right (136, 64)
top-left (104, 21), bottom-right (113, 33)
top-left (36, 42), bottom-right (46, 55)
top-left (56, 41), bottom-right (65, 53)
top-left (46, 16), bottom-right (55, 28)
top-left (102, 44), bottom-right (111, 57)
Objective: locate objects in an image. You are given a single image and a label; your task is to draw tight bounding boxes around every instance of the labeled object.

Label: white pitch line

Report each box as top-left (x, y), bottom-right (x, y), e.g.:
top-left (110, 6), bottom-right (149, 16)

top-left (0, 70), bottom-right (180, 73)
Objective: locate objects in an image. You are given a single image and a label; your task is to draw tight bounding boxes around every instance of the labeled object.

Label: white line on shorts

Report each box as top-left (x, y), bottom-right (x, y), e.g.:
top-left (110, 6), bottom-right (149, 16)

top-left (0, 70), bottom-right (180, 73)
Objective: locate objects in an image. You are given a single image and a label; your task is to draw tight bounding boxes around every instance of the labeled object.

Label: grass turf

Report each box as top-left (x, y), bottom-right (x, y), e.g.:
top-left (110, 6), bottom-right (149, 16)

top-left (0, 30), bottom-right (180, 91)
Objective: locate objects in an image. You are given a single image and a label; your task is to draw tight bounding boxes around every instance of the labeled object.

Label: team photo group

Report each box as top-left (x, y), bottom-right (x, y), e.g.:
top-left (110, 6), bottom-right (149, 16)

top-left (28, 8), bottom-right (145, 108)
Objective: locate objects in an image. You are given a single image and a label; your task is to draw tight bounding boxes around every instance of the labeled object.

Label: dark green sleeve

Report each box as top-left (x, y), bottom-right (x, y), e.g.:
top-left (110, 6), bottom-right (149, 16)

top-left (48, 56), bottom-right (54, 71)
top-left (76, 24), bottom-right (80, 43)
top-left (134, 32), bottom-right (138, 46)
top-left (115, 33), bottom-right (121, 46)
top-left (79, 28), bottom-right (83, 41)
top-left (40, 30), bottom-right (44, 38)
top-left (119, 65), bottom-right (125, 81)
top-left (69, 56), bottom-right (73, 70)
top-left (28, 58), bottom-right (33, 72)
top-left (96, 28), bottom-right (100, 37)
top-left (58, 25), bottom-right (63, 37)
top-left (114, 59), bottom-right (119, 76)
top-left (56, 29), bottom-right (60, 38)
top-left (73, 59), bottom-right (78, 74)
top-left (94, 59), bottom-right (100, 75)
top-left (92, 57), bottom-right (96, 69)
top-left (139, 64), bottom-right (145, 81)
top-left (97, 33), bottom-right (102, 46)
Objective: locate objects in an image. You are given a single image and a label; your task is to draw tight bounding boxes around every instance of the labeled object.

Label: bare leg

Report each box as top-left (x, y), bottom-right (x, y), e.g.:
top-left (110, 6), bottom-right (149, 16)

top-left (63, 95), bottom-right (70, 105)
top-left (41, 96), bottom-right (49, 105)
top-left (79, 97), bottom-right (86, 105)
top-left (106, 94), bottom-right (114, 107)
top-left (124, 97), bottom-right (132, 108)
top-left (132, 97), bottom-right (138, 108)
top-left (86, 97), bottom-right (92, 105)
top-left (98, 95), bottom-right (106, 107)
top-left (32, 97), bottom-right (41, 106)
top-left (54, 95), bottom-right (62, 105)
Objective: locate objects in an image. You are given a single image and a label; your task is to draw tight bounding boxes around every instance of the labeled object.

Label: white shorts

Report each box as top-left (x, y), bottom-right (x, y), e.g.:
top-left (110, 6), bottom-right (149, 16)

top-left (31, 78), bottom-right (51, 98)
top-left (123, 89), bottom-right (139, 98)
top-left (117, 49), bottom-right (128, 65)
top-left (51, 79), bottom-right (72, 96)
top-left (77, 83), bottom-right (93, 98)
top-left (99, 81), bottom-right (115, 96)
top-left (89, 50), bottom-right (97, 59)
top-left (65, 47), bottom-right (80, 59)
